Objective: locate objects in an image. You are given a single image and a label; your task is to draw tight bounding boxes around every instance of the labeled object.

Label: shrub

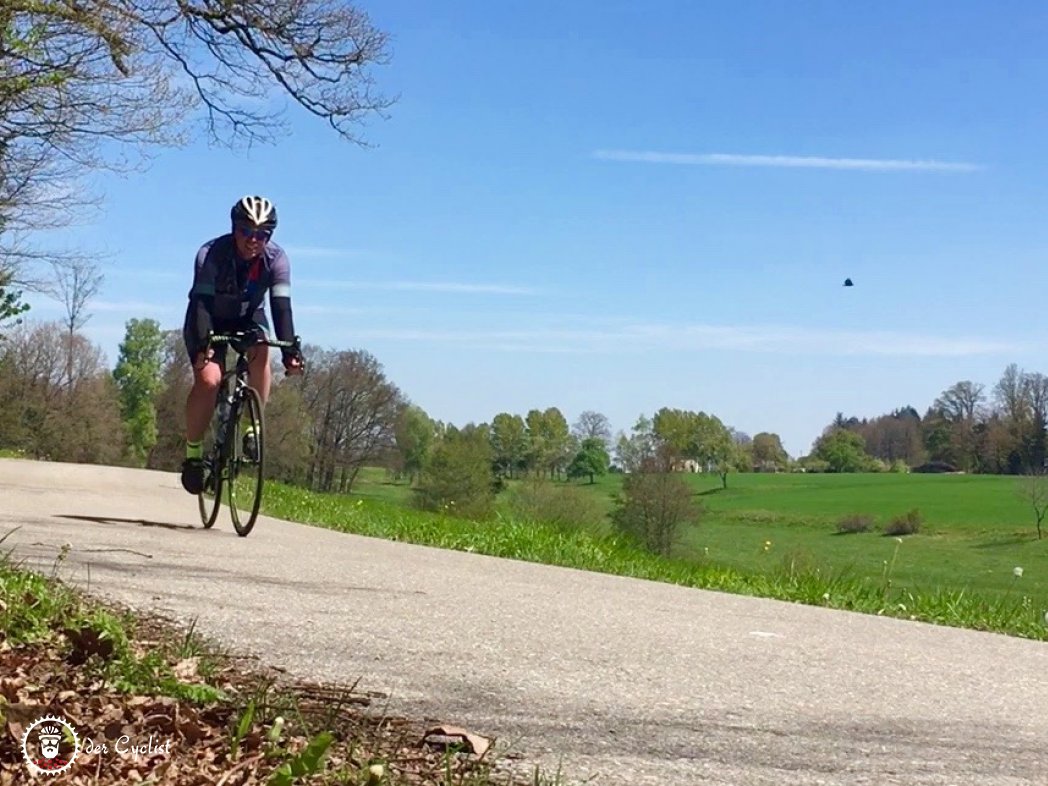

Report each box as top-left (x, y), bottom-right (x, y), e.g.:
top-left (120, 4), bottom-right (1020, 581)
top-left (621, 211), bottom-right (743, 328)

top-left (884, 508), bottom-right (922, 536)
top-left (611, 470), bottom-right (703, 557)
top-left (801, 458), bottom-right (830, 473)
top-left (836, 514), bottom-right (874, 534)
top-left (912, 461), bottom-right (958, 474)
top-left (506, 479), bottom-right (607, 532)
top-left (413, 428), bottom-right (495, 520)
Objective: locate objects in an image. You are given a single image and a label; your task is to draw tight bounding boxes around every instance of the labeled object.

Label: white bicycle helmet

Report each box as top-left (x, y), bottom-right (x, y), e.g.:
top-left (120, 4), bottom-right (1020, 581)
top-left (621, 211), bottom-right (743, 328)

top-left (231, 195), bottom-right (278, 231)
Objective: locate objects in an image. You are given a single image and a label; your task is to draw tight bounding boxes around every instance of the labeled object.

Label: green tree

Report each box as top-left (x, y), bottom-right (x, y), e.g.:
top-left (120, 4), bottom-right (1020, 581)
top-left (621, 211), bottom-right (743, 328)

top-left (414, 423), bottom-right (496, 519)
top-left (567, 437), bottom-right (610, 484)
top-left (652, 408), bottom-right (737, 486)
top-left (813, 428), bottom-right (873, 473)
top-left (525, 407), bottom-right (573, 479)
top-left (0, 269), bottom-right (29, 336)
top-left (751, 432), bottom-right (788, 471)
top-left (543, 407), bottom-right (574, 479)
top-left (651, 407), bottom-right (694, 464)
top-left (394, 404), bottom-right (436, 485)
top-left (112, 318), bottom-right (164, 465)
top-left (615, 414), bottom-right (667, 472)
top-left (490, 412), bottom-right (528, 479)
top-left (694, 412), bottom-right (735, 488)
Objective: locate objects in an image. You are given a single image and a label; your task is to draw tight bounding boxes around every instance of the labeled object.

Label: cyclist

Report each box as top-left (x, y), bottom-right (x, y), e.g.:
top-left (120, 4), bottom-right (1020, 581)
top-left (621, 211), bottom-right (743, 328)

top-left (180, 195), bottom-right (304, 495)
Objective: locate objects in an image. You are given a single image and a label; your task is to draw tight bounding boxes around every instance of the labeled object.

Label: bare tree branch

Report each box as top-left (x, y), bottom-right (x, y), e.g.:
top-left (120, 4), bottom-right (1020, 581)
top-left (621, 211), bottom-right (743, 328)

top-left (1, 0), bottom-right (393, 288)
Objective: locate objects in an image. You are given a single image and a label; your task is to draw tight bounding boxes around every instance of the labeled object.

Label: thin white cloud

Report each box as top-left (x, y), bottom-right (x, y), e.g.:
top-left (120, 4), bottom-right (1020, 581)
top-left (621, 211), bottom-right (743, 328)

top-left (295, 279), bottom-right (538, 295)
top-left (337, 322), bottom-right (1018, 357)
top-left (630, 323), bottom-right (1015, 356)
top-left (592, 149), bottom-right (983, 173)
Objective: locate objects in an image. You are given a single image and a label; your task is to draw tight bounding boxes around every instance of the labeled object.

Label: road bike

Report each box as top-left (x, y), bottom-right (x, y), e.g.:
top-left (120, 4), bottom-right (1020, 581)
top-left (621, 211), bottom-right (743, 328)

top-left (197, 329), bottom-right (302, 536)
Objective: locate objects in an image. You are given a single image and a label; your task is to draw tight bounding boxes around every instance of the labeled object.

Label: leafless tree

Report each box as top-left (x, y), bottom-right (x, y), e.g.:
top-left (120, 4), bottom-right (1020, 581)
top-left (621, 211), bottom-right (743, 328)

top-left (933, 381), bottom-right (986, 472)
top-left (39, 258), bottom-right (104, 389)
top-left (572, 410), bottom-right (612, 446)
top-left (1017, 472), bottom-right (1048, 540)
top-left (148, 330), bottom-right (193, 470)
top-left (994, 363), bottom-right (1031, 424)
top-left (300, 347), bottom-right (405, 493)
top-left (934, 380), bottom-right (986, 423)
top-left (0, 319), bottom-right (125, 462)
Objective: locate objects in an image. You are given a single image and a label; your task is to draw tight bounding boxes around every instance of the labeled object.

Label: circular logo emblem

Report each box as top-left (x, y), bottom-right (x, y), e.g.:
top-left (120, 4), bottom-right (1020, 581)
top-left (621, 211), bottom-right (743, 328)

top-left (21, 714), bottom-right (80, 776)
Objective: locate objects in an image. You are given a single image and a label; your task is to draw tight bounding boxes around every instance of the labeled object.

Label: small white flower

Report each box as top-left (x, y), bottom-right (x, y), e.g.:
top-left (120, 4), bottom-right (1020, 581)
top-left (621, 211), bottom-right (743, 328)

top-left (822, 592), bottom-right (830, 601)
top-left (1014, 567), bottom-right (1024, 578)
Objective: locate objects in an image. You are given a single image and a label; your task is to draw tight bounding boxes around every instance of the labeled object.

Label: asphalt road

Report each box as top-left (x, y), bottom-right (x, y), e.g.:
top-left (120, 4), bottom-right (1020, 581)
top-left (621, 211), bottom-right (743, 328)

top-left (2, 458), bottom-right (1046, 785)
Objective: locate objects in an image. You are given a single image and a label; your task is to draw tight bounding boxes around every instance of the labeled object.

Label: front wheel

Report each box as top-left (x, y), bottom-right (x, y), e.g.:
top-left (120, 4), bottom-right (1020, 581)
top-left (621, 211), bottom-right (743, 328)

top-left (228, 385), bottom-right (265, 537)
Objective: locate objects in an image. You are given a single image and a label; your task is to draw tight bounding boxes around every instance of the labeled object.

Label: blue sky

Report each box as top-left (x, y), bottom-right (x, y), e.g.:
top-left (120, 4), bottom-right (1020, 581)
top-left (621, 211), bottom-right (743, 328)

top-left (20, 1), bottom-right (1048, 458)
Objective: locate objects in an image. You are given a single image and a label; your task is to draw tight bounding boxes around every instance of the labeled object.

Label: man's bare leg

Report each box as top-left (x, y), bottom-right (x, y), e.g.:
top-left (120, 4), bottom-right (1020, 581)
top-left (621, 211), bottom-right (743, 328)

top-left (186, 360), bottom-right (223, 443)
top-left (247, 344), bottom-right (271, 404)
top-left (181, 355), bottom-right (222, 493)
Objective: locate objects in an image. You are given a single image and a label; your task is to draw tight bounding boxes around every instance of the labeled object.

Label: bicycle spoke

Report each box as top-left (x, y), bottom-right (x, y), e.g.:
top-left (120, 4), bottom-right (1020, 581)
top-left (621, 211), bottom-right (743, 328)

top-left (228, 385), bottom-right (265, 536)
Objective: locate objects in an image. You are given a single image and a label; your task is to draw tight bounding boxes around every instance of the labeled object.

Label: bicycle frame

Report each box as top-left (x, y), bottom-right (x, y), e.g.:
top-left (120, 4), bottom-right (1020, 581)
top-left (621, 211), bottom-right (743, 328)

top-left (197, 329), bottom-right (302, 535)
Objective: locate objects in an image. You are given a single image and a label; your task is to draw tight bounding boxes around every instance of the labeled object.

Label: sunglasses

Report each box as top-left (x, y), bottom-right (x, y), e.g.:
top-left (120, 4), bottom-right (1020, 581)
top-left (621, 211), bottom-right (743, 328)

top-left (236, 225), bottom-right (272, 242)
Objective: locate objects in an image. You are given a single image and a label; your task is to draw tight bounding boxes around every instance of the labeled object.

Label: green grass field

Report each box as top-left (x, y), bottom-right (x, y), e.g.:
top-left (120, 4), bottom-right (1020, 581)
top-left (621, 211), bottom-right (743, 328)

top-left (260, 468), bottom-right (1048, 641)
top-left (672, 472), bottom-right (1046, 604)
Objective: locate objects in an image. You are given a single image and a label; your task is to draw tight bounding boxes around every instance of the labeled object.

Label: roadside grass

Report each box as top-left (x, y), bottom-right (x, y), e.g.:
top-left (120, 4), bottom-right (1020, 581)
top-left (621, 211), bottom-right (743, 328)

top-left (258, 482), bottom-right (1048, 642)
top-left (0, 531), bottom-right (566, 784)
top-left (353, 469), bottom-right (1048, 605)
top-left (0, 538), bottom-right (226, 705)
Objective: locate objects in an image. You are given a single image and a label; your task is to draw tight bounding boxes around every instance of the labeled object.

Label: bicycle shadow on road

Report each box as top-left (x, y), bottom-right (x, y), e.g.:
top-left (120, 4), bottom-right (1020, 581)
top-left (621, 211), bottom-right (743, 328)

top-left (56, 514), bottom-right (199, 532)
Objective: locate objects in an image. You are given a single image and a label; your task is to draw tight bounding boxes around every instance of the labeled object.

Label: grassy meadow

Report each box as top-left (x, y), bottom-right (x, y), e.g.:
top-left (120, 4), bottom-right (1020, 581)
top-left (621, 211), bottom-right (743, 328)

top-left (259, 468), bottom-right (1048, 641)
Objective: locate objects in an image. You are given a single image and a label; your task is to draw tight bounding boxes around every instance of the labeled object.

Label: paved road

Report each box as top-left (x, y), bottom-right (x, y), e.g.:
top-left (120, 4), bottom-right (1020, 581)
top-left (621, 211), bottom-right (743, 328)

top-left (2, 458), bottom-right (1046, 785)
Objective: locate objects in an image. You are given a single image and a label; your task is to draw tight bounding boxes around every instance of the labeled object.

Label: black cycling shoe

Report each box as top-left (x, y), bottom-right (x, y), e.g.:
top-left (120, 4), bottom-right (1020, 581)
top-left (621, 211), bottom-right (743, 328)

top-left (180, 458), bottom-right (205, 494)
top-left (242, 431), bottom-right (259, 463)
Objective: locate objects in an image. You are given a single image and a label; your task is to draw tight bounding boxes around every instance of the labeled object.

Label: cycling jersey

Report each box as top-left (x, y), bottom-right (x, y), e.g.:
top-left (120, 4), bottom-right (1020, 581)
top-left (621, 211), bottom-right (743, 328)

top-left (182, 233), bottom-right (297, 362)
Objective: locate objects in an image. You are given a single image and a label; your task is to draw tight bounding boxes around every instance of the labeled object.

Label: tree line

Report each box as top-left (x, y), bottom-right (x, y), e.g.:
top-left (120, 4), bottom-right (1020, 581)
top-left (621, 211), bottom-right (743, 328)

top-left (5, 314), bottom-right (1045, 487)
top-left (809, 366), bottom-right (1048, 475)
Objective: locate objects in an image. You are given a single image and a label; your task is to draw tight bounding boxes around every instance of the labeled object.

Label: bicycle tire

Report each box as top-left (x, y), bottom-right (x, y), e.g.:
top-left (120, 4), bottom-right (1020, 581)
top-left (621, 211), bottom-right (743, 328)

top-left (228, 385), bottom-right (265, 537)
top-left (198, 398), bottom-right (228, 529)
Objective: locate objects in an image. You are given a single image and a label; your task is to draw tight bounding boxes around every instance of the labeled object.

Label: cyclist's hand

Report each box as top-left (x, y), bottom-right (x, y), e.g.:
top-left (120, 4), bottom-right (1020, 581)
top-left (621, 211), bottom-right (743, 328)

top-left (193, 349), bottom-right (214, 370)
top-left (284, 355), bottom-right (304, 376)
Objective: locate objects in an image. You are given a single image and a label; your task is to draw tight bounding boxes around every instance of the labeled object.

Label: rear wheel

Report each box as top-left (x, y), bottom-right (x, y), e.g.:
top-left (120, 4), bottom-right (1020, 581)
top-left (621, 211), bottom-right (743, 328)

top-left (198, 397), bottom-right (228, 529)
top-left (228, 385), bottom-right (264, 537)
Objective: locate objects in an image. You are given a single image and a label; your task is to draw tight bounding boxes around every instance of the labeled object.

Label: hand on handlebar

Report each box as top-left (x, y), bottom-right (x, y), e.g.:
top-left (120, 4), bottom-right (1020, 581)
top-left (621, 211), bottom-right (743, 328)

top-left (194, 349), bottom-right (215, 370)
top-left (284, 355), bottom-right (304, 376)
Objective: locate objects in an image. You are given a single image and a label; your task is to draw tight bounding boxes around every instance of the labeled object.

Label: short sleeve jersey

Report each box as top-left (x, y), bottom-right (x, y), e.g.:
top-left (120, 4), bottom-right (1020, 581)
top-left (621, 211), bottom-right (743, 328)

top-left (188, 234), bottom-right (291, 323)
